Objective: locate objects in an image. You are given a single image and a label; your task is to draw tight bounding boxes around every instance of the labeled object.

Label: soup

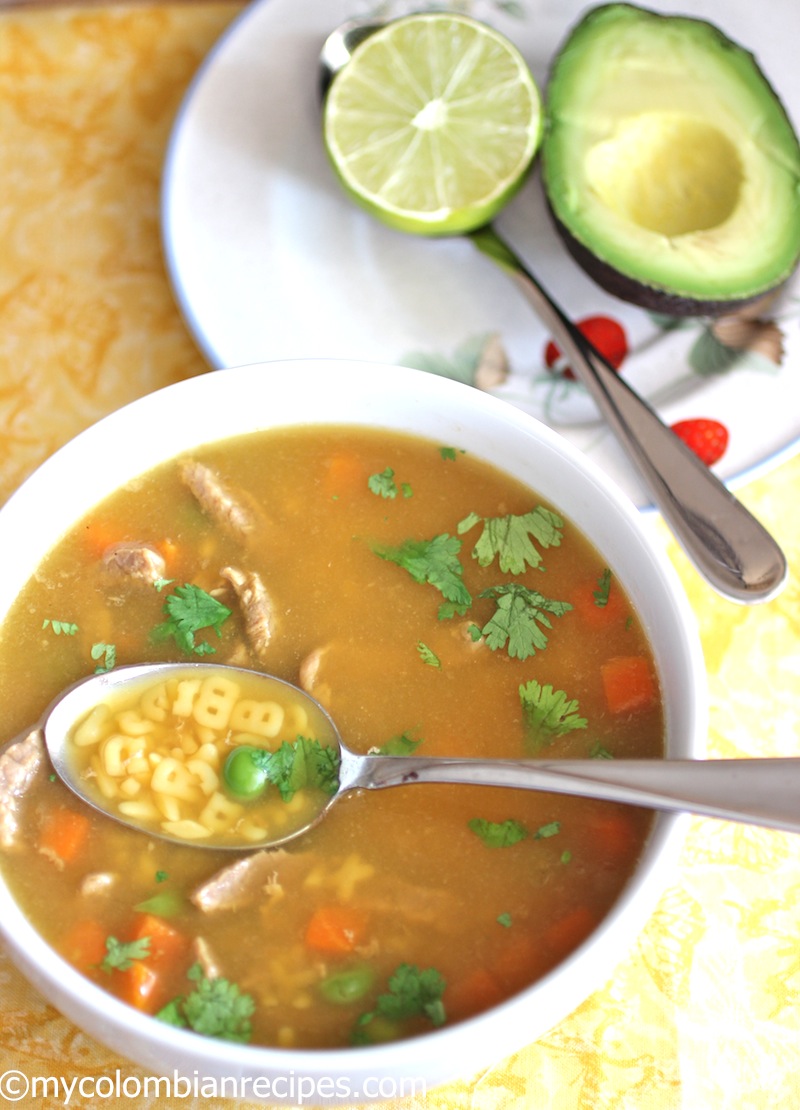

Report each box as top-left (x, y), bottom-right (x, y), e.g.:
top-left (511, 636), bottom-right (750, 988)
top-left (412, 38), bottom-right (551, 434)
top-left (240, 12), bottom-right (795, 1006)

top-left (0, 426), bottom-right (662, 1049)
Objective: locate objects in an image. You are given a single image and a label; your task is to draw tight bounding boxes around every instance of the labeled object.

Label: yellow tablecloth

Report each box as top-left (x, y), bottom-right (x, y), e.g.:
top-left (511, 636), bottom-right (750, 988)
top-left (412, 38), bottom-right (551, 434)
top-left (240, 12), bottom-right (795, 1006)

top-left (1, 7), bottom-right (799, 1108)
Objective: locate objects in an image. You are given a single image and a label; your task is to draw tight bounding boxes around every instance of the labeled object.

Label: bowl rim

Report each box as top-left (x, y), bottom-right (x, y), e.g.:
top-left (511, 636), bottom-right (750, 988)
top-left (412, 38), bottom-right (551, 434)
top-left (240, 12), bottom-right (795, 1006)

top-left (0, 358), bottom-right (707, 1097)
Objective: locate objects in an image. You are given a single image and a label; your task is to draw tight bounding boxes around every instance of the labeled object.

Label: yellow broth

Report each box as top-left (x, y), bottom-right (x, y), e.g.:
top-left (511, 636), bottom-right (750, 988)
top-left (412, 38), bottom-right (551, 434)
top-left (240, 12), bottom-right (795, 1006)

top-left (0, 426), bottom-right (663, 1048)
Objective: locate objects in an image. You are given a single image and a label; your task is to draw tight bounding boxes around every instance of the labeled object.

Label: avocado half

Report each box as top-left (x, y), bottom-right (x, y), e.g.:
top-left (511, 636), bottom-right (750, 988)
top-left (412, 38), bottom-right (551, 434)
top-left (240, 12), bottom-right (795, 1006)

top-left (541, 3), bottom-right (800, 316)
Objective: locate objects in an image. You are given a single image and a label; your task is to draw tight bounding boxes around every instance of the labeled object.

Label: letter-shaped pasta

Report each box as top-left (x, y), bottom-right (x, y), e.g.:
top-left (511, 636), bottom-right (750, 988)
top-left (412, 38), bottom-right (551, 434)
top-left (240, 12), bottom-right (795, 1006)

top-left (161, 819), bottom-right (212, 840)
top-left (186, 758), bottom-right (219, 797)
top-left (283, 702), bottom-right (309, 737)
top-left (199, 792), bottom-right (244, 833)
top-left (151, 756), bottom-right (200, 802)
top-left (102, 735), bottom-right (147, 778)
top-left (141, 682), bottom-right (169, 723)
top-left (230, 699), bottom-right (285, 739)
top-left (73, 704), bottom-right (112, 747)
top-left (192, 676), bottom-right (240, 730)
top-left (116, 710), bottom-right (157, 738)
top-left (172, 679), bottom-right (201, 718)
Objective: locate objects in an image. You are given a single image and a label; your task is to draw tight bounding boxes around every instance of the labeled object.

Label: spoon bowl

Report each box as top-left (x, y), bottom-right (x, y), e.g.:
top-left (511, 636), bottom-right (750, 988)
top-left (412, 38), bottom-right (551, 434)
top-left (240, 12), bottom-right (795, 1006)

top-left (319, 16), bottom-right (787, 604)
top-left (9, 661), bottom-right (800, 849)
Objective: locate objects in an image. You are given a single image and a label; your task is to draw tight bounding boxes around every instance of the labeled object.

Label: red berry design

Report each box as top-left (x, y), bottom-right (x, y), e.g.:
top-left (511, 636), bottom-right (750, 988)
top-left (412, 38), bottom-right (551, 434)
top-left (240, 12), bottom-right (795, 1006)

top-left (670, 418), bottom-right (729, 466)
top-left (544, 315), bottom-right (628, 380)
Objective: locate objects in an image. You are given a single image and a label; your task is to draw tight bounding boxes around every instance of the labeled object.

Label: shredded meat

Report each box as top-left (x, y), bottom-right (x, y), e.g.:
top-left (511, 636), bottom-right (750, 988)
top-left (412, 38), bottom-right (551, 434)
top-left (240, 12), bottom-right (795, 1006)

top-left (180, 460), bottom-right (255, 542)
top-left (102, 541), bottom-right (166, 584)
top-left (191, 849), bottom-right (312, 914)
top-left (220, 565), bottom-right (275, 661)
top-left (79, 872), bottom-right (116, 897)
top-left (0, 730), bottom-right (45, 850)
top-left (298, 645), bottom-right (331, 706)
top-left (192, 936), bottom-right (223, 979)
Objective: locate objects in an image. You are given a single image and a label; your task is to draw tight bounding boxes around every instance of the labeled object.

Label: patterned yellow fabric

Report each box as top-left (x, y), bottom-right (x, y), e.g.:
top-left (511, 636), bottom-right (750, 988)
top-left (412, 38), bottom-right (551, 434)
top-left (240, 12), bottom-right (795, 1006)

top-left (1, 7), bottom-right (799, 1108)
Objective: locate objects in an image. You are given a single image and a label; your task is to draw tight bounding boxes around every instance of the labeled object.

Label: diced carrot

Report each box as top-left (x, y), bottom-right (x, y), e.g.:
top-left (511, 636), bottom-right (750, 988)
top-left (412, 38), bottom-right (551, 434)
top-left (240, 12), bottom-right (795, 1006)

top-left (82, 519), bottom-right (123, 558)
top-left (446, 966), bottom-right (505, 1020)
top-left (570, 578), bottom-right (627, 629)
top-left (38, 807), bottom-right (91, 864)
top-left (585, 808), bottom-right (642, 867)
top-left (131, 913), bottom-right (188, 963)
top-left (323, 453), bottom-right (368, 497)
top-left (304, 905), bottom-right (368, 954)
top-left (115, 914), bottom-right (189, 1013)
top-left (117, 959), bottom-right (162, 1011)
top-left (541, 905), bottom-right (599, 964)
top-left (600, 655), bottom-right (656, 715)
top-left (59, 919), bottom-right (107, 971)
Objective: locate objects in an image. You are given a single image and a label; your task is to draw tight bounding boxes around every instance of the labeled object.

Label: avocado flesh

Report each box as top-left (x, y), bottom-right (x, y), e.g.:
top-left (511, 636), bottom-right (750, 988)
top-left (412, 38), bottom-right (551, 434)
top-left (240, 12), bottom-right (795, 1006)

top-left (542, 3), bottom-right (800, 315)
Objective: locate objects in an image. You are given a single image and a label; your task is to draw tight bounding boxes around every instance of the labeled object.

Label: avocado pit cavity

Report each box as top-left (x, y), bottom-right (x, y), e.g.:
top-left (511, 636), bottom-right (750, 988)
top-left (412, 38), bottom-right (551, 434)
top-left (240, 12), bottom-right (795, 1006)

top-left (586, 113), bottom-right (743, 238)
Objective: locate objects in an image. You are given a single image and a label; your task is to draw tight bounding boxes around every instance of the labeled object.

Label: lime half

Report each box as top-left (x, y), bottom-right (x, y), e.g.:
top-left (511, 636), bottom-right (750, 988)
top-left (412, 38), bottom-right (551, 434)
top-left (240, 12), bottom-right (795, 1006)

top-left (323, 13), bottom-right (543, 236)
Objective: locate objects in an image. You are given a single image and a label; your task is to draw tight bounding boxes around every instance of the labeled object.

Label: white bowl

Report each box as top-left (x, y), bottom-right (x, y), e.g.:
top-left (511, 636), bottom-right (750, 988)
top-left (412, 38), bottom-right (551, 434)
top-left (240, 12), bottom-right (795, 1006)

top-left (0, 360), bottom-right (706, 1103)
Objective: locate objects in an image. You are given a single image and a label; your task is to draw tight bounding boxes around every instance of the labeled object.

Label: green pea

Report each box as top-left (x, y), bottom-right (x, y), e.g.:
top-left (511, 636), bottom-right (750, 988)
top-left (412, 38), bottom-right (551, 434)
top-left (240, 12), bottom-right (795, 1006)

top-left (222, 745), bottom-right (268, 801)
top-left (319, 964), bottom-right (375, 1005)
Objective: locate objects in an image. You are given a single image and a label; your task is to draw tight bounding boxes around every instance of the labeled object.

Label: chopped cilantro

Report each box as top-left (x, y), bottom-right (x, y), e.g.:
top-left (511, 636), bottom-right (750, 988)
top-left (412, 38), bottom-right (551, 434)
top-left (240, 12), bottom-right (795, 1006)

top-left (251, 737), bottom-right (340, 802)
top-left (477, 585), bottom-right (572, 660)
top-left (533, 821), bottom-right (561, 840)
top-left (519, 680), bottom-right (587, 752)
top-left (458, 506), bottom-right (564, 574)
top-left (378, 732), bottom-right (423, 756)
top-left (589, 740), bottom-right (614, 760)
top-left (42, 619), bottom-right (78, 636)
top-left (153, 577), bottom-right (175, 593)
top-left (593, 568), bottom-right (612, 607)
top-left (497, 913), bottom-right (513, 928)
top-left (155, 869), bottom-right (169, 883)
top-left (417, 642), bottom-right (441, 668)
top-left (561, 850), bottom-right (572, 864)
top-left (353, 964), bottom-right (446, 1043)
top-left (368, 467), bottom-right (398, 499)
top-left (156, 963), bottom-right (254, 1044)
top-left (375, 534), bottom-right (472, 609)
top-left (439, 446), bottom-right (463, 461)
top-left (468, 817), bottom-right (529, 847)
top-left (99, 935), bottom-right (151, 973)
top-left (151, 583), bottom-right (231, 656)
top-left (401, 482), bottom-right (413, 499)
top-left (91, 642), bottom-right (116, 673)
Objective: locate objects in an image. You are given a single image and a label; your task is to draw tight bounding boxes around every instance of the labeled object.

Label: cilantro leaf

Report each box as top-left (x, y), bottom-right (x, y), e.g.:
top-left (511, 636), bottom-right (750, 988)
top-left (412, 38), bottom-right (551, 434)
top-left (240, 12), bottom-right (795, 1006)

top-left (42, 619), bottom-right (78, 636)
top-left (156, 963), bottom-right (254, 1044)
top-left (497, 912), bottom-right (513, 928)
top-left (589, 741), bottom-right (614, 760)
top-left (252, 737), bottom-right (341, 802)
top-left (477, 585), bottom-right (572, 660)
top-left (91, 642), bottom-right (116, 673)
top-left (151, 583), bottom-right (232, 656)
top-left (417, 642), bottom-right (441, 668)
top-left (353, 964), bottom-right (447, 1043)
top-left (368, 467), bottom-right (398, 499)
top-left (593, 568), bottom-right (612, 607)
top-left (458, 506), bottom-right (563, 574)
top-left (468, 817), bottom-right (529, 847)
top-left (439, 446), bottom-right (463, 461)
top-left (375, 534), bottom-right (472, 609)
top-left (378, 732), bottom-right (423, 756)
top-left (100, 936), bottom-right (151, 973)
top-left (533, 821), bottom-right (561, 840)
top-left (519, 680), bottom-right (587, 752)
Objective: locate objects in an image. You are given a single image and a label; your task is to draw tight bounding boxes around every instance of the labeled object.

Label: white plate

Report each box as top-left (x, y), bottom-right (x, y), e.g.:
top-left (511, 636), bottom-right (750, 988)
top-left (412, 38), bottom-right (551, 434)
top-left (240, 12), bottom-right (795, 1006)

top-left (162, 0), bottom-right (800, 509)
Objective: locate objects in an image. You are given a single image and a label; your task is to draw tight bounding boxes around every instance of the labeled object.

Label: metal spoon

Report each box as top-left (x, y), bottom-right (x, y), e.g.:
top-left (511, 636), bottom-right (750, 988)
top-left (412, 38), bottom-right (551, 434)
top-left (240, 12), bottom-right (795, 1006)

top-left (320, 19), bottom-right (788, 605)
top-left (6, 662), bottom-right (800, 851)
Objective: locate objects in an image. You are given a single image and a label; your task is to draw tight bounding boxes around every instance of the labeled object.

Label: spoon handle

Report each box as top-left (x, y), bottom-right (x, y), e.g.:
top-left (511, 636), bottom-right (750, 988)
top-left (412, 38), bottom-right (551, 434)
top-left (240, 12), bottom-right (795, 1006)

top-left (469, 227), bottom-right (788, 605)
top-left (348, 754), bottom-right (800, 834)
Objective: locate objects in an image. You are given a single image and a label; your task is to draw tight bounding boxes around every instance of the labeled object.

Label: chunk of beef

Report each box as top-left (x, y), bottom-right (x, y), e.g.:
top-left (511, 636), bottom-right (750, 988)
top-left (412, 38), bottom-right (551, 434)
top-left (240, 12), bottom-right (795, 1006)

top-left (180, 460), bottom-right (255, 542)
top-left (191, 849), bottom-right (313, 913)
top-left (220, 565), bottom-right (275, 661)
top-left (297, 645), bottom-right (331, 707)
top-left (0, 730), bottom-right (45, 850)
top-left (103, 541), bottom-right (166, 585)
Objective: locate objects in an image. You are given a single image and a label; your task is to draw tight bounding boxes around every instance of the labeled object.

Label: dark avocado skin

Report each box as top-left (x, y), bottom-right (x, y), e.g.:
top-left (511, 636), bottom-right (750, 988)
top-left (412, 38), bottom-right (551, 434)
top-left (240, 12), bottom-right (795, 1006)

top-left (541, 3), bottom-right (800, 318)
top-left (547, 206), bottom-right (776, 319)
